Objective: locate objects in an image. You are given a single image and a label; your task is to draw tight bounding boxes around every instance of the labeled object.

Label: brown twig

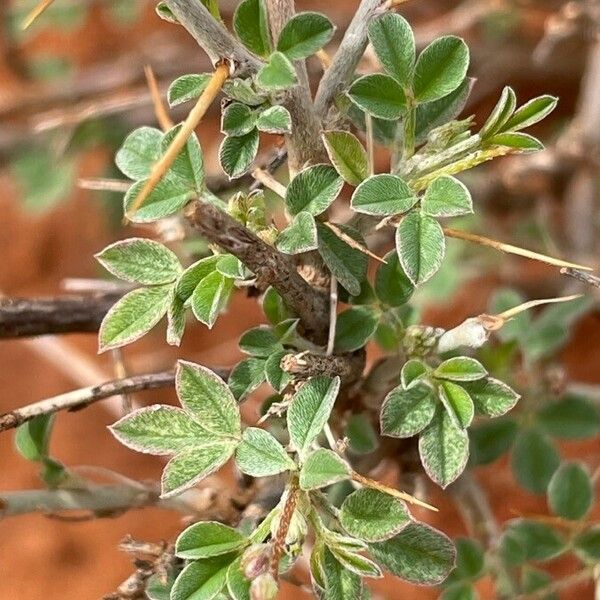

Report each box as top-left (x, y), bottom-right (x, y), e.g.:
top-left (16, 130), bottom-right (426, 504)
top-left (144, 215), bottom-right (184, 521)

top-left (144, 64), bottom-right (174, 131)
top-left (21, 0), bottom-right (54, 29)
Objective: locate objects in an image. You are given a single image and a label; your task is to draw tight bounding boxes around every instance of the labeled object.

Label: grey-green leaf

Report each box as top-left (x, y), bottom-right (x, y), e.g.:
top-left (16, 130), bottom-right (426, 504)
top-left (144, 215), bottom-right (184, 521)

top-left (98, 285), bottom-right (171, 352)
top-left (256, 105), bottom-right (292, 134)
top-left (381, 383), bottom-right (436, 439)
top-left (233, 0), bottom-right (271, 58)
top-left (176, 360), bottom-right (241, 438)
top-left (176, 255), bottom-right (219, 301)
top-left (176, 522), bottom-right (248, 559)
top-left (239, 326), bottom-right (282, 357)
top-left (299, 448), bottom-right (350, 490)
top-left (322, 130), bottom-right (368, 186)
top-left (124, 178), bottom-right (194, 223)
top-left (396, 211), bottom-right (446, 285)
top-left (168, 74), bottom-right (211, 107)
top-left (351, 174), bottom-right (417, 216)
top-left (219, 130), bottom-right (260, 179)
top-left (347, 73), bottom-right (407, 120)
top-left (547, 462), bottom-right (593, 521)
top-left (285, 164), bottom-right (343, 216)
top-left (115, 126), bottom-right (162, 180)
top-left (287, 376), bottom-right (340, 457)
top-left (170, 553), bottom-right (233, 600)
top-left (161, 441), bottom-right (235, 497)
top-left (422, 176), bottom-right (473, 217)
top-left (228, 357), bottom-right (266, 401)
top-left (368, 12), bottom-right (415, 87)
top-left (276, 211), bottom-right (318, 254)
top-left (221, 102), bottom-right (257, 137)
top-left (461, 377), bottom-right (520, 418)
top-left (413, 36), bottom-right (469, 103)
top-left (340, 488), bottom-right (411, 542)
top-left (256, 51), bottom-right (297, 90)
top-left (235, 427), bottom-right (295, 477)
top-left (191, 271), bottom-right (234, 329)
top-left (369, 522), bottom-right (456, 585)
top-left (419, 407), bottom-right (469, 488)
top-left (504, 95), bottom-right (558, 132)
top-left (438, 381), bottom-right (474, 429)
top-left (480, 86), bottom-right (517, 138)
top-left (276, 11), bottom-right (335, 60)
top-left (95, 238), bottom-right (181, 285)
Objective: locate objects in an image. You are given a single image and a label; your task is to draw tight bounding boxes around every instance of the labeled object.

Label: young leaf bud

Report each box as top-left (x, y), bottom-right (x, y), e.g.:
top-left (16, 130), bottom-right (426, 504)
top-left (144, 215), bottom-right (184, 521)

top-left (241, 544), bottom-right (271, 579)
top-left (250, 573), bottom-right (278, 600)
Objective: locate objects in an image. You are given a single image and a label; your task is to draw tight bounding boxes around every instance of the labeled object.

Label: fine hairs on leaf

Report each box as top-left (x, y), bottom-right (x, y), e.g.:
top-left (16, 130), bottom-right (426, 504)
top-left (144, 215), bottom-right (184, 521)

top-left (7, 3), bottom-right (598, 600)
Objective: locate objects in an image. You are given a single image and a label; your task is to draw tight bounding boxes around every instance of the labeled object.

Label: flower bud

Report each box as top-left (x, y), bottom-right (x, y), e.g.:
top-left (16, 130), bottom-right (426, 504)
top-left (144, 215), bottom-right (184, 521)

top-left (250, 573), bottom-right (278, 600)
top-left (240, 544), bottom-right (271, 579)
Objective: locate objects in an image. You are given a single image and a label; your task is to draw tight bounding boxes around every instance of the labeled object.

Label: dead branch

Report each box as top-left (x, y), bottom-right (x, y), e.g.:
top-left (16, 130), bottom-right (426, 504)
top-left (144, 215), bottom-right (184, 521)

top-left (0, 294), bottom-right (122, 339)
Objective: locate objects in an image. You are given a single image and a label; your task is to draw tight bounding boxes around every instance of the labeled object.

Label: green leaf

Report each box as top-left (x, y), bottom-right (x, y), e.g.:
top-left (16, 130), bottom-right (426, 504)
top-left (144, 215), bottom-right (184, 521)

top-left (287, 376), bottom-right (340, 457)
top-left (216, 255), bottom-right (246, 279)
top-left (223, 78), bottom-right (267, 106)
top-left (461, 377), bottom-right (520, 418)
top-left (511, 428), bottom-right (559, 494)
top-left (322, 130), bottom-right (368, 186)
top-left (276, 11), bottom-right (335, 60)
top-left (168, 74), bottom-right (211, 107)
top-left (239, 326), bottom-right (282, 357)
top-left (219, 129), bottom-right (260, 179)
top-left (413, 36), bottom-right (469, 103)
top-left (422, 176), bottom-right (473, 217)
top-left (264, 351), bottom-right (291, 392)
top-left (401, 359), bottom-right (428, 389)
top-left (396, 210), bottom-right (446, 285)
top-left (487, 132), bottom-right (543, 152)
top-left (256, 51), bottom-right (297, 90)
top-left (156, 2), bottom-right (178, 24)
top-left (480, 86), bottom-right (516, 138)
top-left (351, 174), bottom-right (416, 216)
top-left (176, 522), bottom-right (248, 559)
top-left (415, 78), bottom-right (473, 145)
top-left (537, 395), bottom-right (600, 440)
top-left (124, 178), bottom-right (195, 223)
top-left (329, 546), bottom-right (382, 579)
top-left (285, 164), bottom-right (343, 216)
top-left (167, 291), bottom-right (186, 346)
top-left (375, 251), bottom-right (414, 307)
top-left (469, 417), bottom-right (518, 466)
top-left (547, 462), bottom-right (593, 521)
top-left (233, 0), bottom-right (271, 58)
top-left (505, 519), bottom-right (566, 562)
top-left (116, 126), bottom-right (162, 179)
top-left (161, 126), bottom-right (204, 191)
top-left (340, 488), bottom-right (410, 542)
top-left (228, 357), bottom-right (266, 401)
top-left (419, 407), bottom-right (469, 488)
top-left (98, 285), bottom-right (171, 352)
top-left (439, 381), bottom-right (474, 429)
top-left (15, 415), bottom-right (54, 461)
top-left (574, 526), bottom-right (600, 561)
top-left (434, 357), bottom-right (487, 382)
top-left (161, 441), bottom-right (235, 497)
top-left (110, 405), bottom-right (219, 455)
top-left (256, 105), bottom-right (292, 134)
top-left (380, 383), bottom-right (436, 438)
top-left (176, 255), bottom-right (219, 301)
top-left (322, 548), bottom-right (363, 600)
top-left (347, 73), bottom-right (407, 120)
top-left (262, 287), bottom-right (293, 325)
top-left (221, 102), bottom-right (257, 137)
top-left (452, 537), bottom-right (485, 581)
top-left (369, 522), bottom-right (456, 585)
top-left (191, 271), bottom-right (234, 329)
top-left (176, 360), bottom-right (241, 438)
top-left (146, 572), bottom-right (175, 600)
top-left (345, 413), bottom-right (379, 455)
top-left (317, 223), bottom-right (368, 296)
top-left (226, 558), bottom-right (250, 600)
top-left (299, 448), bottom-right (350, 490)
top-left (95, 238), bottom-right (181, 285)
top-left (504, 95), bottom-right (558, 132)
top-left (276, 211), bottom-right (318, 254)
top-left (334, 306), bottom-right (378, 352)
top-left (170, 554), bottom-right (233, 600)
top-left (368, 13), bottom-right (415, 87)
top-left (235, 427), bottom-right (295, 476)
top-left (521, 567), bottom-right (557, 600)
top-left (440, 583), bottom-right (477, 600)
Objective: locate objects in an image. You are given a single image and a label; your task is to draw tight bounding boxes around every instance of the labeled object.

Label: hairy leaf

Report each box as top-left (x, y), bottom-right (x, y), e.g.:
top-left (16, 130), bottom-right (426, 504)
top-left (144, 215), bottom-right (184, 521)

top-left (381, 383), bottom-right (437, 438)
top-left (276, 12), bottom-right (335, 60)
top-left (299, 448), bottom-right (350, 490)
top-left (322, 130), bottom-right (368, 186)
top-left (351, 174), bottom-right (416, 216)
top-left (235, 427), bottom-right (295, 476)
top-left (176, 522), bottom-right (248, 559)
top-left (347, 73), bottom-right (407, 120)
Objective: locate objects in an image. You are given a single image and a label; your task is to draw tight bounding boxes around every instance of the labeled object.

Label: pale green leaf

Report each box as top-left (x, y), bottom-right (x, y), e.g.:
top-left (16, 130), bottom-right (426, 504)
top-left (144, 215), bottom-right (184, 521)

top-left (487, 132), bottom-right (543, 152)
top-left (264, 351), bottom-right (291, 392)
top-left (351, 174), bottom-right (417, 216)
top-left (256, 105), bottom-right (292, 134)
top-left (480, 86), bottom-right (516, 138)
top-left (228, 357), bottom-right (266, 401)
top-left (176, 522), bottom-right (248, 559)
top-left (176, 360), bottom-right (241, 438)
top-left (322, 549), bottom-right (363, 600)
top-left (191, 271), bottom-right (234, 329)
top-left (322, 130), bottom-right (368, 186)
top-left (439, 381), bottom-right (474, 429)
top-left (170, 554), bottom-right (233, 600)
top-left (98, 285), bottom-right (171, 352)
top-left (168, 74), bottom-right (211, 107)
top-left (299, 448), bottom-right (350, 490)
top-left (422, 176), bottom-right (473, 217)
top-left (380, 383), bottom-right (436, 438)
top-left (176, 255), bottom-right (219, 302)
top-left (239, 326), bottom-right (282, 357)
top-left (276, 211), bottom-right (318, 254)
top-left (115, 126), bottom-right (162, 180)
top-left (434, 357), bottom-right (487, 382)
top-left (400, 359), bottom-right (428, 389)
top-left (256, 51), bottom-right (297, 90)
top-left (396, 210), bottom-right (446, 285)
top-left (235, 427), bottom-right (295, 476)
top-left (124, 178), bottom-right (194, 223)
top-left (504, 95), bottom-right (558, 132)
top-left (167, 291), bottom-right (186, 346)
top-left (287, 376), bottom-right (340, 457)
